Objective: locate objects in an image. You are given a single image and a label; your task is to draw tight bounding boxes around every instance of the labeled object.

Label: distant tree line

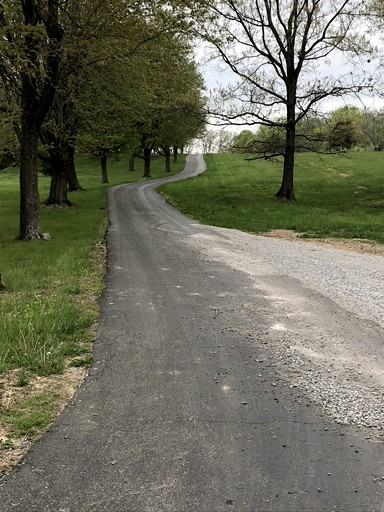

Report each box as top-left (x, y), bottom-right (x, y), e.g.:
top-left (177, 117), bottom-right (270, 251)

top-left (230, 106), bottom-right (384, 156)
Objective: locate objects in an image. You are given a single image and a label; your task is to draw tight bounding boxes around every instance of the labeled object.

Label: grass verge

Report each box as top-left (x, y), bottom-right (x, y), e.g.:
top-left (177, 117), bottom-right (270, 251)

top-left (158, 152), bottom-right (384, 243)
top-left (0, 152), bottom-right (185, 474)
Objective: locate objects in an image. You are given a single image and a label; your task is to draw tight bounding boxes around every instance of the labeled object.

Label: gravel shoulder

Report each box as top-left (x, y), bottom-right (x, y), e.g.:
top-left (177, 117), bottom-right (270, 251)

top-left (184, 226), bottom-right (384, 438)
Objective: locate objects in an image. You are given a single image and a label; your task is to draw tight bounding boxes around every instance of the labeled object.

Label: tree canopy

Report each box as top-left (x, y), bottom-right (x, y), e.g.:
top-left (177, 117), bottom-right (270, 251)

top-left (0, 0), bottom-right (207, 238)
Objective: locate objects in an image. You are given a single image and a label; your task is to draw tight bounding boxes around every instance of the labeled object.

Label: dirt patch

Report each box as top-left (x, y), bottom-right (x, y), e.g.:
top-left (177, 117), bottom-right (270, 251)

top-left (0, 366), bottom-right (86, 477)
top-left (263, 229), bottom-right (384, 257)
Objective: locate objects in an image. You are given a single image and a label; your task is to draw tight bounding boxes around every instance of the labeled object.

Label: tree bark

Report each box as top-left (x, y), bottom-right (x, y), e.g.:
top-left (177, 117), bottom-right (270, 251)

top-left (67, 145), bottom-right (83, 191)
top-left (18, 0), bottom-right (64, 239)
top-left (276, 66), bottom-right (296, 200)
top-left (44, 150), bottom-right (71, 207)
top-left (173, 146), bottom-right (178, 163)
top-left (143, 147), bottom-right (151, 178)
top-left (165, 148), bottom-right (171, 173)
top-left (128, 155), bottom-right (135, 172)
top-left (19, 122), bottom-right (41, 239)
top-left (101, 154), bottom-right (109, 183)
top-left (275, 116), bottom-right (296, 201)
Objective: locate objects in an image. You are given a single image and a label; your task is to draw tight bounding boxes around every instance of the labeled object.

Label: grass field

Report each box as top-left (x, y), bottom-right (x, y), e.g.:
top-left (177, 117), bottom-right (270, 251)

top-left (159, 152), bottom-right (384, 243)
top-left (0, 153), bottom-right (184, 453)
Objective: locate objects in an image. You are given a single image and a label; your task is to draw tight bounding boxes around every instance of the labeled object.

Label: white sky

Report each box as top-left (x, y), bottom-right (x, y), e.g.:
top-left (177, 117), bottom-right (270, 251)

top-left (194, 37), bottom-right (384, 134)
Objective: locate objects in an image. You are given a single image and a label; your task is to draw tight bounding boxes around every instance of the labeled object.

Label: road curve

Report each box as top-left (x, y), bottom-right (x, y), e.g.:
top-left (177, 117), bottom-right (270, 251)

top-left (0, 154), bottom-right (383, 511)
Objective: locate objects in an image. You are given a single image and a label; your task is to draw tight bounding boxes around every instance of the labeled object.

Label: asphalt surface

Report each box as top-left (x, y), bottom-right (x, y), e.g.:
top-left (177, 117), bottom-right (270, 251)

top-left (0, 154), bottom-right (384, 511)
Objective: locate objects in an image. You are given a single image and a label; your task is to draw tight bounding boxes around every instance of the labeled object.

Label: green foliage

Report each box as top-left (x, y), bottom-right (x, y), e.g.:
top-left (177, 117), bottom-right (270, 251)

top-left (0, 116), bottom-right (19, 170)
top-left (69, 356), bottom-right (92, 368)
top-left (15, 369), bottom-right (29, 387)
top-left (159, 152), bottom-right (384, 242)
top-left (0, 0), bottom-right (206, 235)
top-left (229, 107), bottom-right (384, 157)
top-left (231, 130), bottom-right (256, 152)
top-left (326, 106), bottom-right (364, 150)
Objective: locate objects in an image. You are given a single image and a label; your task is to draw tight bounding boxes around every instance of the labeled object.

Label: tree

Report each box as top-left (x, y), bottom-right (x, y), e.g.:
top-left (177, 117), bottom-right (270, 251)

top-left (203, 0), bottom-right (377, 200)
top-left (200, 128), bottom-right (235, 153)
top-left (360, 108), bottom-right (384, 151)
top-left (295, 115), bottom-right (328, 152)
top-left (0, 91), bottom-right (19, 169)
top-left (0, 1), bottom-right (64, 238)
top-left (125, 34), bottom-right (206, 177)
top-left (77, 60), bottom-right (132, 184)
top-left (216, 129), bottom-right (235, 153)
top-left (40, 1), bottom-right (161, 199)
top-left (251, 123), bottom-right (286, 156)
top-left (0, 0), bottom-right (209, 238)
top-left (155, 61), bottom-right (206, 172)
top-left (231, 130), bottom-right (256, 153)
top-left (326, 106), bottom-right (364, 150)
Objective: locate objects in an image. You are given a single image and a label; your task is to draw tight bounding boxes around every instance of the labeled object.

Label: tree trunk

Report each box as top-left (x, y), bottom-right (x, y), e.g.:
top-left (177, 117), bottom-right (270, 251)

top-left (18, 0), bottom-right (64, 239)
top-left (128, 155), bottom-right (135, 172)
top-left (275, 90), bottom-right (296, 201)
top-left (275, 129), bottom-right (295, 201)
top-left (19, 122), bottom-right (41, 240)
top-left (143, 147), bottom-right (151, 178)
top-left (165, 148), bottom-right (171, 173)
top-left (67, 145), bottom-right (83, 191)
top-left (173, 146), bottom-right (178, 163)
top-left (44, 151), bottom-right (71, 207)
top-left (101, 154), bottom-right (109, 183)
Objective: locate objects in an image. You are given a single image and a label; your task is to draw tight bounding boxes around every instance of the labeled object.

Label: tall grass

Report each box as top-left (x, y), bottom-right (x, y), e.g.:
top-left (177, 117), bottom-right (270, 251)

top-left (159, 152), bottom-right (384, 243)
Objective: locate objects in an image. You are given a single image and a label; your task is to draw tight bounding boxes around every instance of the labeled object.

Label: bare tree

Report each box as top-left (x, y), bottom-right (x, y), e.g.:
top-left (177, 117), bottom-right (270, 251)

top-left (204, 0), bottom-right (378, 200)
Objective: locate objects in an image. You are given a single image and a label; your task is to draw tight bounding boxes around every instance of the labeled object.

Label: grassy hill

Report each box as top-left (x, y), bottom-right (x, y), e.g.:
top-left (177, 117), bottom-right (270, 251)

top-left (158, 152), bottom-right (384, 243)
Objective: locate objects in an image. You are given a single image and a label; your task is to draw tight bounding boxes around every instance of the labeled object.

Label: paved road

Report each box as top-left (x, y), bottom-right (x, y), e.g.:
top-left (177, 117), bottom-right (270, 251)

top-left (0, 154), bottom-right (383, 511)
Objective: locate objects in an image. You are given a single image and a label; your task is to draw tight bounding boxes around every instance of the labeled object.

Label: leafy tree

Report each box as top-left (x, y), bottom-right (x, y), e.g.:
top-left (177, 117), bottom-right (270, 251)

top-left (252, 123), bottom-right (286, 157)
top-left (326, 106), bottom-right (364, 150)
top-left (216, 129), bottom-right (235, 153)
top-left (200, 129), bottom-right (220, 153)
top-left (0, 0), bottom-right (64, 238)
top-left (155, 63), bottom-right (206, 172)
top-left (295, 115), bottom-right (328, 153)
top-left (360, 108), bottom-right (384, 151)
top-left (0, 100), bottom-right (19, 169)
top-left (77, 59), bottom-right (136, 184)
top-left (203, 0), bottom-right (377, 200)
top-left (126, 35), bottom-right (206, 177)
top-left (0, 0), bottom-right (209, 238)
top-left (231, 130), bottom-right (257, 153)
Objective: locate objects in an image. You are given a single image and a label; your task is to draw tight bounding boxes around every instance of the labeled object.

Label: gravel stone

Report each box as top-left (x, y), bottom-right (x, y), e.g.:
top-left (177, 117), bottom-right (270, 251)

top-left (185, 227), bottom-right (384, 436)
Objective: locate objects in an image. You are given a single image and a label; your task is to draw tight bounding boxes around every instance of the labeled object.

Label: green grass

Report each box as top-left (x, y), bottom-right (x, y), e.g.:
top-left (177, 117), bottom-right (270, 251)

top-left (0, 152), bottom-right (185, 444)
top-left (0, 152), bottom-right (184, 375)
top-left (2, 391), bottom-right (62, 437)
top-left (158, 152), bottom-right (384, 243)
